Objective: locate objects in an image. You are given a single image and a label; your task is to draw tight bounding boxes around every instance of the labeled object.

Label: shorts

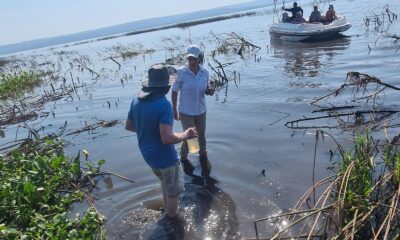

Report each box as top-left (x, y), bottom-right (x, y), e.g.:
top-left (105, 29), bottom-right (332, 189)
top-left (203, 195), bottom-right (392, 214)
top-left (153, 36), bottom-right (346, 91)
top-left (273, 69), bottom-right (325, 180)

top-left (152, 161), bottom-right (184, 198)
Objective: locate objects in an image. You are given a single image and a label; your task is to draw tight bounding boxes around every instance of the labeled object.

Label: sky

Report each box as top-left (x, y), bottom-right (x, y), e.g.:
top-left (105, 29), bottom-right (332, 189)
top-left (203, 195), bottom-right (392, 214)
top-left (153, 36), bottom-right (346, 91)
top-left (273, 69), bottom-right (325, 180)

top-left (0, 0), bottom-right (253, 46)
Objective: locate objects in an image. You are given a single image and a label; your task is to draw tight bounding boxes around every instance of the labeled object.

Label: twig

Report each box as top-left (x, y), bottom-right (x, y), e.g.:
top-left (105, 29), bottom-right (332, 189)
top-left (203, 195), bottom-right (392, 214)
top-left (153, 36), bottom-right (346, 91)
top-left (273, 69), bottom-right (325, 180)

top-left (96, 170), bottom-right (135, 183)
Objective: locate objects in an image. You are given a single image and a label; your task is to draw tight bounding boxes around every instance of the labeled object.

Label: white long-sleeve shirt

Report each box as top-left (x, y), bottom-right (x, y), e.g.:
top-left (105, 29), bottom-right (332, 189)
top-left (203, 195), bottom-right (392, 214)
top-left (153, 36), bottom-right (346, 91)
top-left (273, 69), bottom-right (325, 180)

top-left (172, 65), bottom-right (209, 116)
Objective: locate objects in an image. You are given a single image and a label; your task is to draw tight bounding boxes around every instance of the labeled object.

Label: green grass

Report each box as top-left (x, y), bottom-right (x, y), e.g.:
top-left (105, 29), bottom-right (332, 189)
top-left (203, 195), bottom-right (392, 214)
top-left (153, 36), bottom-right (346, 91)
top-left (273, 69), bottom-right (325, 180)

top-left (0, 71), bottom-right (42, 99)
top-left (0, 138), bottom-right (106, 239)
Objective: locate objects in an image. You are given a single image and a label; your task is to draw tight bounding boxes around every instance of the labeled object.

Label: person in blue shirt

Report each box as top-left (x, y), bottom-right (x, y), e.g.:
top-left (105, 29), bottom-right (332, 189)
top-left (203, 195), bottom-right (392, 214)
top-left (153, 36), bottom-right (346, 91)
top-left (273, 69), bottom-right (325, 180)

top-left (309, 6), bottom-right (322, 23)
top-left (125, 64), bottom-right (197, 219)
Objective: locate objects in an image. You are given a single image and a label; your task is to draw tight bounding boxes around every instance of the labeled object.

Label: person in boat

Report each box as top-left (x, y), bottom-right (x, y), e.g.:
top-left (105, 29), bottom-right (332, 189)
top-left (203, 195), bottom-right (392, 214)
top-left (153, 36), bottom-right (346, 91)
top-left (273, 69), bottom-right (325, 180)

top-left (324, 5), bottom-right (337, 23)
top-left (292, 11), bottom-right (306, 24)
top-left (125, 64), bottom-right (197, 220)
top-left (281, 12), bottom-right (290, 22)
top-left (309, 5), bottom-right (321, 23)
top-left (283, 2), bottom-right (304, 22)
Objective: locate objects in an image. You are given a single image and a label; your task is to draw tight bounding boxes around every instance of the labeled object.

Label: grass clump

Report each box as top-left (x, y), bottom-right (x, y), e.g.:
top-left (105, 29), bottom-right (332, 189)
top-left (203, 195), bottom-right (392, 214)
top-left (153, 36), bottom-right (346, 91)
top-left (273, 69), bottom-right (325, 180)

top-left (254, 131), bottom-right (400, 240)
top-left (0, 138), bottom-right (106, 239)
top-left (0, 71), bottom-right (42, 99)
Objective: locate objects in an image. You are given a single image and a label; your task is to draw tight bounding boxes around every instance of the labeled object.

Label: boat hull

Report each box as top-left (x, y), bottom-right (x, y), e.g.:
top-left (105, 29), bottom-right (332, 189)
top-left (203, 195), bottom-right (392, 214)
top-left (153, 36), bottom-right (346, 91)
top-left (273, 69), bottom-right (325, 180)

top-left (269, 16), bottom-right (352, 42)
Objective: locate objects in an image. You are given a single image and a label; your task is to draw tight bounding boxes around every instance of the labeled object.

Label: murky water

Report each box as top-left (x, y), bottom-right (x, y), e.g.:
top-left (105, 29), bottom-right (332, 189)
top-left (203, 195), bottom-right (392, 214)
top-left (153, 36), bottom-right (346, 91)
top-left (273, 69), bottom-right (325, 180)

top-left (1, 0), bottom-right (400, 239)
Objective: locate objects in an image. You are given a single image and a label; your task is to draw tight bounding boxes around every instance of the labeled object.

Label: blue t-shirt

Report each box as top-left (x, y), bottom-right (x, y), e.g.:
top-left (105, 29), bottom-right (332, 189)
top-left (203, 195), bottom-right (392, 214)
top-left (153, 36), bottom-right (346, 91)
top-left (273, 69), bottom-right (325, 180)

top-left (128, 96), bottom-right (179, 169)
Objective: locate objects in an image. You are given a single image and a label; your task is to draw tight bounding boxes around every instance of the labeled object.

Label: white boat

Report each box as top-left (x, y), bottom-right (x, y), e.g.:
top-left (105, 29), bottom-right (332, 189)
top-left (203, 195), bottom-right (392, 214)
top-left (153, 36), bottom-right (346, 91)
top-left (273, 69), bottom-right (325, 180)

top-left (269, 16), bottom-right (352, 42)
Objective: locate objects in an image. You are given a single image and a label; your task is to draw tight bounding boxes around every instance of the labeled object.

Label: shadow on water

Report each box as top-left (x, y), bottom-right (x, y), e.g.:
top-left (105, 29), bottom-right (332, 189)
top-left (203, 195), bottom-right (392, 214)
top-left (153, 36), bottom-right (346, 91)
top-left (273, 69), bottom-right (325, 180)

top-left (271, 35), bottom-right (351, 77)
top-left (143, 159), bottom-right (240, 240)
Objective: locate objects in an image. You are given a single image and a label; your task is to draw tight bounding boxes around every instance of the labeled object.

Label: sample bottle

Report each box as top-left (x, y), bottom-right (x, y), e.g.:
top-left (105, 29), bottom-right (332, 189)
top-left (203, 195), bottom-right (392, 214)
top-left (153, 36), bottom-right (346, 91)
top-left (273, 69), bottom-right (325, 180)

top-left (187, 137), bottom-right (200, 154)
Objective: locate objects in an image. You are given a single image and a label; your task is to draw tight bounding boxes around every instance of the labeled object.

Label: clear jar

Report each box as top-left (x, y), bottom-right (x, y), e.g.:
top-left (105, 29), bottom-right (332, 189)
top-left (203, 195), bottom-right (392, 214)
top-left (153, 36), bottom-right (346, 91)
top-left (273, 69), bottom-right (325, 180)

top-left (187, 137), bottom-right (200, 154)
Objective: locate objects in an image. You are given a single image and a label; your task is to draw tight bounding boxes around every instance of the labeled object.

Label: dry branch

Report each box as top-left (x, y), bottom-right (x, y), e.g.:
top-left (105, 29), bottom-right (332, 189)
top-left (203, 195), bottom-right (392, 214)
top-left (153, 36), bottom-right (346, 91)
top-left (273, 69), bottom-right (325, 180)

top-left (66, 120), bottom-right (119, 136)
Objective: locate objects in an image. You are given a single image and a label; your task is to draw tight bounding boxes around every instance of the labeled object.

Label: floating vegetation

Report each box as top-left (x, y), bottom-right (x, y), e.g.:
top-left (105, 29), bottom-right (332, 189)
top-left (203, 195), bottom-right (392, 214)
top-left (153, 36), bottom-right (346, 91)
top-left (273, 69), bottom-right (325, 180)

top-left (286, 72), bottom-right (400, 129)
top-left (105, 43), bottom-right (155, 61)
top-left (253, 131), bottom-right (400, 240)
top-left (0, 137), bottom-right (107, 239)
top-left (0, 71), bottom-right (43, 99)
top-left (0, 79), bottom-right (84, 127)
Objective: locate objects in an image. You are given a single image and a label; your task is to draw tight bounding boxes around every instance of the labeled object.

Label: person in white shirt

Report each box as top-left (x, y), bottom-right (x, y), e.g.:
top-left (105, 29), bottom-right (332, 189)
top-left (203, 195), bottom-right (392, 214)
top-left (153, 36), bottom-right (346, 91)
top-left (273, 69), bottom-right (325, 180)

top-left (171, 45), bottom-right (214, 172)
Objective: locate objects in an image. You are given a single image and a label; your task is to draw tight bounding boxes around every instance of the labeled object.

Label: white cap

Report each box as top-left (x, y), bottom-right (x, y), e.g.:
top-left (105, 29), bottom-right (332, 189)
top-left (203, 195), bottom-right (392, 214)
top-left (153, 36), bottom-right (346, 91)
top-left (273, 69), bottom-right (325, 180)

top-left (186, 45), bottom-right (201, 58)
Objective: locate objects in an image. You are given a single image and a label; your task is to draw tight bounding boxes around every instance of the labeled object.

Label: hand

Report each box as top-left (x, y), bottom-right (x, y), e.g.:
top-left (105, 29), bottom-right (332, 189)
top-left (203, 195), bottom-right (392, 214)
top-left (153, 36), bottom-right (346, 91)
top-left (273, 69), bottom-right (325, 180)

top-left (185, 127), bottom-right (198, 139)
top-left (205, 83), bottom-right (215, 96)
top-left (205, 88), bottom-right (214, 96)
top-left (173, 109), bottom-right (180, 121)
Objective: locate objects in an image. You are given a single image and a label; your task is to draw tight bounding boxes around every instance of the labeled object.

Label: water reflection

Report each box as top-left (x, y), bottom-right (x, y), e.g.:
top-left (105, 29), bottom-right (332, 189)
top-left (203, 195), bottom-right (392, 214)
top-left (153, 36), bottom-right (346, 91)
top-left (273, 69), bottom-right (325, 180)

top-left (144, 160), bottom-right (240, 240)
top-left (271, 36), bottom-right (351, 77)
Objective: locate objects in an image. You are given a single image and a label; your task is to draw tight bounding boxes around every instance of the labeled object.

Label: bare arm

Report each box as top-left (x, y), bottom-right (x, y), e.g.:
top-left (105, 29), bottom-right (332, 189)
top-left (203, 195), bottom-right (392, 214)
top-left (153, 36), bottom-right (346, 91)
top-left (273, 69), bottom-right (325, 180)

top-left (171, 91), bottom-right (179, 120)
top-left (125, 119), bottom-right (136, 132)
top-left (159, 124), bottom-right (197, 145)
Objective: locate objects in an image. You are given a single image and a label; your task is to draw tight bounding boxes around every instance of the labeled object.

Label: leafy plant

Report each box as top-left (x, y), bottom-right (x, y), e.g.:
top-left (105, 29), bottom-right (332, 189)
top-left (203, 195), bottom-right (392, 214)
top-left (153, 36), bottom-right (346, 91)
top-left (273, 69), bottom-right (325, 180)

top-left (0, 138), bottom-right (106, 239)
top-left (0, 71), bottom-right (42, 99)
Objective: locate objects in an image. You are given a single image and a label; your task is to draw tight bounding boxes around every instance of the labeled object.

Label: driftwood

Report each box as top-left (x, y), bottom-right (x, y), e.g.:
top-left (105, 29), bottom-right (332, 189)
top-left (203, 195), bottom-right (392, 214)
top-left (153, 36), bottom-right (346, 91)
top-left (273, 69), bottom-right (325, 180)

top-left (312, 72), bottom-right (400, 105)
top-left (286, 72), bottom-right (400, 130)
top-left (285, 110), bottom-right (399, 129)
top-left (210, 31), bottom-right (261, 57)
top-left (206, 31), bottom-right (259, 95)
top-left (66, 120), bottom-right (119, 136)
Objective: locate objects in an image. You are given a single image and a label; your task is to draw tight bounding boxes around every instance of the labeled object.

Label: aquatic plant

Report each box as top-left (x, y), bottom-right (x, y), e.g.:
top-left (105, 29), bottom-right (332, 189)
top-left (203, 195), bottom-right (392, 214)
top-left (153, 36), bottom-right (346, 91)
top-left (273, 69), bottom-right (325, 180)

top-left (0, 71), bottom-right (42, 99)
top-left (105, 43), bottom-right (155, 61)
top-left (0, 137), bottom-right (106, 239)
top-left (253, 130), bottom-right (400, 240)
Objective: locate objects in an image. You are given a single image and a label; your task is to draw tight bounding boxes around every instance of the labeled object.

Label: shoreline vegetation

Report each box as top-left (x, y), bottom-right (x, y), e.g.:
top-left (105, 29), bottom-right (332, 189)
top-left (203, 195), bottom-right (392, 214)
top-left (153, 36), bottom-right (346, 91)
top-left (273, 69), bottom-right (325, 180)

top-left (254, 131), bottom-right (400, 239)
top-left (0, 137), bottom-right (106, 239)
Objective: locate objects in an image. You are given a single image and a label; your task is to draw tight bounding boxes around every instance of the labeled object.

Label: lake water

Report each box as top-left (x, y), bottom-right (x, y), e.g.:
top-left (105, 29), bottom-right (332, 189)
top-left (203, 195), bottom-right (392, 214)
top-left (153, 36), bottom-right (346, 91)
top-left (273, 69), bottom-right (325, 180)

top-left (1, 0), bottom-right (400, 239)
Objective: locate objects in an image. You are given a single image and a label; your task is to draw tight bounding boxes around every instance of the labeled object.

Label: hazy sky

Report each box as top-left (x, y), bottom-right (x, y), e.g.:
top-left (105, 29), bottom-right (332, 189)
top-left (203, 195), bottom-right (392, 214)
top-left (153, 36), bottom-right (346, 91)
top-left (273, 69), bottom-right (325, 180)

top-left (0, 0), bottom-right (253, 45)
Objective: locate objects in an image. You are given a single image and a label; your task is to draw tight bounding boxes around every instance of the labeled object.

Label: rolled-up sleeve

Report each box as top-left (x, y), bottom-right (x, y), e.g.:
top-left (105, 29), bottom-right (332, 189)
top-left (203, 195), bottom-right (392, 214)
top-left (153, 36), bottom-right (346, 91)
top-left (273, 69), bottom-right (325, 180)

top-left (171, 69), bottom-right (183, 92)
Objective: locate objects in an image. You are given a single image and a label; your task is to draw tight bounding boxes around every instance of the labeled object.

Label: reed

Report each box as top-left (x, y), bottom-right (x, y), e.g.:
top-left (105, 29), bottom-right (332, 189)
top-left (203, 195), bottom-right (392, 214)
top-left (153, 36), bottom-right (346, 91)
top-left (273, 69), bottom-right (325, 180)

top-left (253, 130), bottom-right (400, 240)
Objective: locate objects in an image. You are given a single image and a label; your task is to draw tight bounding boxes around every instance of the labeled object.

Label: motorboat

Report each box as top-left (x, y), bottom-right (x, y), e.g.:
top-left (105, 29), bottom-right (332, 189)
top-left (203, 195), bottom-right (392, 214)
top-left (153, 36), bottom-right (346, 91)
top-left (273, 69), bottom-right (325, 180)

top-left (269, 16), bottom-right (351, 42)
